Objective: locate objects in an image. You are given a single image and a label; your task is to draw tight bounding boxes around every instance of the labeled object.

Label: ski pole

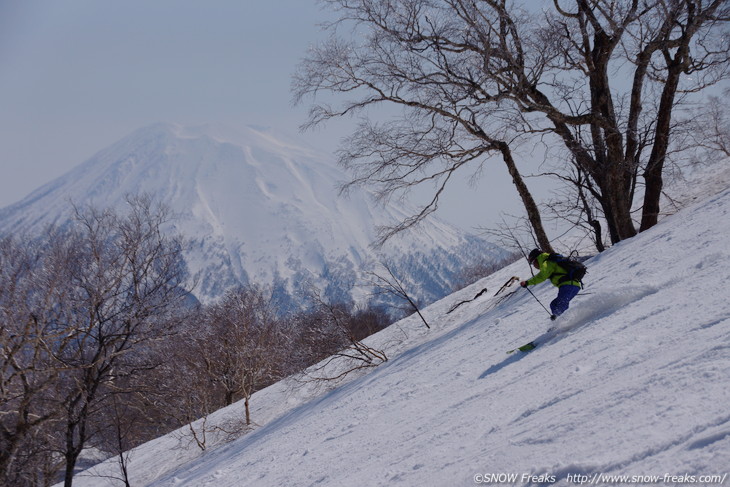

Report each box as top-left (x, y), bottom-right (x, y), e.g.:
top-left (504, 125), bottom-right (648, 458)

top-left (524, 286), bottom-right (554, 318)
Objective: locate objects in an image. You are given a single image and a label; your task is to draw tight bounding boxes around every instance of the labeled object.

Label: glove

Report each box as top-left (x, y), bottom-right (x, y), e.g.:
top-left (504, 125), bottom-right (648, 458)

top-left (520, 280), bottom-right (528, 287)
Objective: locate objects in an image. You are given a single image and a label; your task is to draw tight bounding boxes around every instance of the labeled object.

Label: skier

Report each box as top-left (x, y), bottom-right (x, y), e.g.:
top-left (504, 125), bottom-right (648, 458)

top-left (520, 248), bottom-right (582, 320)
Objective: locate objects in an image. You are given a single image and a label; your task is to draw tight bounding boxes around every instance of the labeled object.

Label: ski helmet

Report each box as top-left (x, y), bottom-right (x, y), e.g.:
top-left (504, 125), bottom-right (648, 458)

top-left (528, 249), bottom-right (542, 263)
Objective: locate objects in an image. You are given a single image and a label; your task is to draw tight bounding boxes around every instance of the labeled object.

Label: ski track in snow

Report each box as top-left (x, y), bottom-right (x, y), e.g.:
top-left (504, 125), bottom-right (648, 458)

top-left (66, 187), bottom-right (730, 487)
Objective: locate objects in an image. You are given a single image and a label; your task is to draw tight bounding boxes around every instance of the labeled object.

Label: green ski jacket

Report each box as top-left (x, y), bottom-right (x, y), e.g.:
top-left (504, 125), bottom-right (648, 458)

top-left (525, 253), bottom-right (582, 288)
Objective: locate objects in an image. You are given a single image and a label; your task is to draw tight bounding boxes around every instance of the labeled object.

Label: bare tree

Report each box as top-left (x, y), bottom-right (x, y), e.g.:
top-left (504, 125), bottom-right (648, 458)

top-left (294, 0), bottom-right (729, 248)
top-left (1, 195), bottom-right (190, 486)
top-left (3, 195), bottom-right (188, 487)
top-left (364, 262), bottom-right (431, 329)
top-left (544, 0), bottom-right (729, 236)
top-left (293, 0), bottom-right (554, 250)
top-left (688, 88), bottom-right (730, 160)
top-left (0, 234), bottom-right (69, 486)
top-left (193, 285), bottom-right (285, 425)
top-left (157, 313), bottom-right (231, 452)
top-left (292, 289), bottom-right (388, 384)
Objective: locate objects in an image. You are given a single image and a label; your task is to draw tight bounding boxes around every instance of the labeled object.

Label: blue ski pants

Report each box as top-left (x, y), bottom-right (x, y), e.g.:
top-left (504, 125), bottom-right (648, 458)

top-left (550, 284), bottom-right (581, 317)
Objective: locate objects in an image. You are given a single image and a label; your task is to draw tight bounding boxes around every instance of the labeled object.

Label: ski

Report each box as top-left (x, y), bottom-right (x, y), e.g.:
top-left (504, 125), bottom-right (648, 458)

top-left (506, 327), bottom-right (558, 354)
top-left (506, 341), bottom-right (537, 354)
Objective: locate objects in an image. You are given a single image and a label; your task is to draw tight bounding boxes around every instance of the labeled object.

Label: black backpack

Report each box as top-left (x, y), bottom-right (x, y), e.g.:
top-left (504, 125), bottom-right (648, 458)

top-left (547, 253), bottom-right (587, 285)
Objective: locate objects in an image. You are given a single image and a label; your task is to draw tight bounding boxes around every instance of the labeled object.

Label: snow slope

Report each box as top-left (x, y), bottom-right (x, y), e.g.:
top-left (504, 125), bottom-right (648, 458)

top-left (70, 182), bottom-right (730, 486)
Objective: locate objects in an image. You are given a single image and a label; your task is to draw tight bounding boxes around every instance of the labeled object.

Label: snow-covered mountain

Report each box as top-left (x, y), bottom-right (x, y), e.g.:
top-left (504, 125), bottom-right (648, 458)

top-left (0, 123), bottom-right (505, 305)
top-left (64, 167), bottom-right (730, 486)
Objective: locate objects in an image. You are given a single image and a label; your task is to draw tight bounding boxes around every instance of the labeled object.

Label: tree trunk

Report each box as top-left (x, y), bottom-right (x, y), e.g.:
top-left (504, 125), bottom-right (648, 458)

top-left (497, 142), bottom-right (553, 253)
top-left (586, 28), bottom-right (637, 243)
top-left (244, 395), bottom-right (251, 426)
top-left (640, 52), bottom-right (685, 231)
top-left (602, 167), bottom-right (638, 242)
top-left (64, 419), bottom-right (84, 487)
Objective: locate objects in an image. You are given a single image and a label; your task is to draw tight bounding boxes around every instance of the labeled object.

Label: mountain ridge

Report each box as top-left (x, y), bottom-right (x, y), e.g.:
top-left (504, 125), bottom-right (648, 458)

top-left (0, 123), bottom-right (506, 306)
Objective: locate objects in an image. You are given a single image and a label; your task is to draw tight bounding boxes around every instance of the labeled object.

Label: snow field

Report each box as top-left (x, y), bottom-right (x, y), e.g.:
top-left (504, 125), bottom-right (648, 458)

top-left (69, 187), bottom-right (730, 487)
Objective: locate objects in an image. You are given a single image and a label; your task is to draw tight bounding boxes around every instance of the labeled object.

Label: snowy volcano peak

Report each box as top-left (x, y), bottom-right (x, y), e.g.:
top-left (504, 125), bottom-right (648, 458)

top-left (68, 122), bottom-right (341, 219)
top-left (0, 123), bottom-right (504, 304)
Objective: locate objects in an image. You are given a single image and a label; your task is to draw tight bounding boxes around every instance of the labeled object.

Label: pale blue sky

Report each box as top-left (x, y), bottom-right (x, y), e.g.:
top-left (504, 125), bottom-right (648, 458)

top-left (0, 0), bottom-right (530, 231)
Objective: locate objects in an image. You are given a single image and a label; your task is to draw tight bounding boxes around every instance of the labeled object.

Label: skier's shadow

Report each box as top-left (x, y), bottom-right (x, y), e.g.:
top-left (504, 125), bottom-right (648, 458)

top-left (478, 352), bottom-right (527, 379)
